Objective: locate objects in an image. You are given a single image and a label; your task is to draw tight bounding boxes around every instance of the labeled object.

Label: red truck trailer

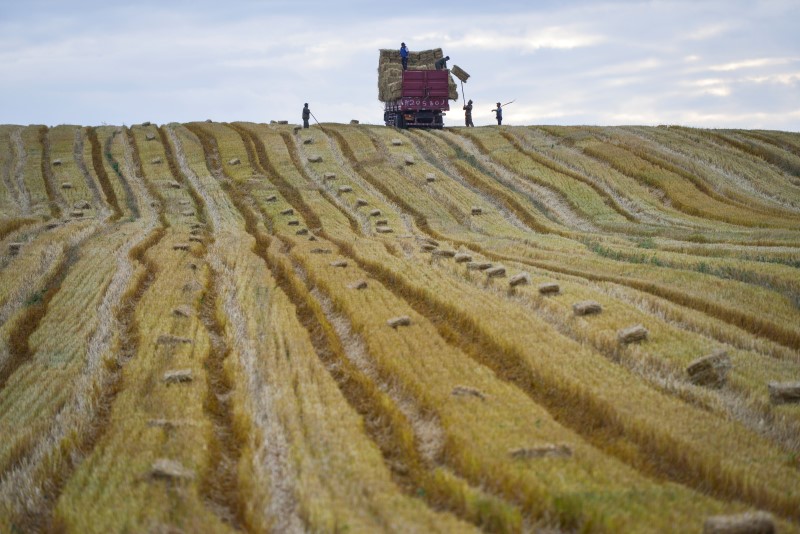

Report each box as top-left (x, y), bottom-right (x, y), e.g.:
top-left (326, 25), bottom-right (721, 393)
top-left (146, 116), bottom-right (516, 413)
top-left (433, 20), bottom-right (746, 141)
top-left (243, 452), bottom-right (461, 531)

top-left (383, 70), bottom-right (450, 129)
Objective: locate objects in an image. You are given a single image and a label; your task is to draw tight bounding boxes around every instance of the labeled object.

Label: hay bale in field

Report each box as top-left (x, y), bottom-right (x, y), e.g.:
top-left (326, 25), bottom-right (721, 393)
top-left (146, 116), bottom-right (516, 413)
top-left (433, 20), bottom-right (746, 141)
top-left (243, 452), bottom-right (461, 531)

top-left (404, 155), bottom-right (415, 165)
top-left (454, 253), bottom-right (472, 263)
top-left (8, 242), bottom-right (23, 254)
top-left (471, 206), bottom-right (483, 215)
top-left (392, 138), bottom-right (403, 146)
top-left (420, 243), bottom-right (437, 252)
top-left (451, 385), bottom-right (486, 401)
top-left (189, 236), bottom-right (204, 243)
top-left (375, 219), bottom-right (389, 226)
top-left (73, 200), bottom-right (91, 210)
top-left (350, 120), bottom-right (360, 124)
top-left (330, 260), bottom-right (348, 268)
top-left (181, 210), bottom-right (194, 216)
top-left (296, 228), bottom-right (309, 235)
top-left (509, 272), bottom-right (530, 287)
top-left (151, 157), bottom-right (163, 164)
top-left (61, 182), bottom-right (73, 189)
top-left (293, 126), bottom-right (301, 134)
top-left (339, 185), bottom-right (353, 193)
top-left (288, 220), bottom-right (300, 226)
top-left (618, 324), bottom-right (648, 344)
top-left (52, 158), bottom-right (62, 166)
top-left (172, 243), bottom-right (190, 251)
top-left (151, 458), bottom-right (194, 481)
top-left (573, 300), bottom-right (603, 316)
top-left (467, 261), bottom-right (492, 271)
top-left (168, 181), bottom-right (181, 189)
top-left (355, 198), bottom-right (368, 207)
top-left (46, 222), bottom-right (61, 230)
top-left (538, 282), bottom-right (560, 295)
top-left (189, 228), bottom-right (203, 236)
top-left (172, 305), bottom-right (192, 318)
top-left (375, 227), bottom-right (392, 233)
top-left (303, 137), bottom-right (313, 145)
top-left (308, 235), bottom-right (317, 241)
top-left (451, 64), bottom-right (470, 82)
top-left (426, 173), bottom-right (436, 183)
top-left (323, 172), bottom-right (336, 180)
top-left (703, 511), bottom-right (774, 534)
top-left (277, 120), bottom-right (289, 125)
top-left (163, 369), bottom-right (193, 384)
top-left (432, 249), bottom-right (456, 257)
top-left (369, 209), bottom-right (381, 217)
top-left (70, 210), bottom-right (84, 218)
top-left (228, 157), bottom-right (241, 165)
top-left (510, 444), bottom-right (572, 460)
top-left (157, 334), bottom-right (193, 345)
top-left (486, 265), bottom-right (506, 278)
top-left (146, 133), bottom-right (156, 141)
top-left (311, 248), bottom-right (332, 254)
top-left (308, 155), bottom-right (322, 163)
top-left (768, 381), bottom-right (800, 404)
top-left (280, 208), bottom-right (294, 216)
top-left (686, 349), bottom-right (731, 388)
top-left (422, 238), bottom-right (439, 246)
top-left (387, 315), bottom-right (411, 328)
top-left (266, 194), bottom-right (277, 202)
top-left (349, 279), bottom-right (368, 290)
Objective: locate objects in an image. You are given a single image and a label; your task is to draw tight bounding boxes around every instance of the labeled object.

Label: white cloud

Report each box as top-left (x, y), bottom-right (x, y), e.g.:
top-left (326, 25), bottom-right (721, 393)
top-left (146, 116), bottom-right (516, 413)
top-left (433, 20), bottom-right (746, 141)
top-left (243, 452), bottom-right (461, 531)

top-left (709, 57), bottom-right (799, 72)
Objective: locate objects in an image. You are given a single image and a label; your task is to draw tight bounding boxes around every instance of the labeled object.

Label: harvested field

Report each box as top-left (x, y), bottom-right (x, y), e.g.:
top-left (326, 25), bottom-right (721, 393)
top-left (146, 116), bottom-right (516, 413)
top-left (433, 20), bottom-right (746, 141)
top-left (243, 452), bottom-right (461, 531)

top-left (1, 121), bottom-right (799, 533)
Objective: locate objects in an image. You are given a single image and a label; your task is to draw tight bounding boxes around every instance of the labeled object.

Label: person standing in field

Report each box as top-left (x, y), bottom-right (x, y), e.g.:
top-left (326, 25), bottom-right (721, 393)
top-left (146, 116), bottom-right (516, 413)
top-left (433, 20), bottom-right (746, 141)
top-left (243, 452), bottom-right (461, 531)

top-left (492, 102), bottom-right (503, 125)
top-left (463, 99), bottom-right (474, 127)
top-left (302, 103), bottom-right (311, 129)
top-left (400, 42), bottom-right (409, 70)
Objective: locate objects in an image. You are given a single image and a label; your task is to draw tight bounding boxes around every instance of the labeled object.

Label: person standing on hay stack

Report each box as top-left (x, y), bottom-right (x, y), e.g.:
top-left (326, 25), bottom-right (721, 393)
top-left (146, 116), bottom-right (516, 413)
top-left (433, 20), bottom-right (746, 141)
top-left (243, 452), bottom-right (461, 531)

top-left (492, 102), bottom-right (503, 125)
top-left (435, 55), bottom-right (450, 70)
top-left (302, 103), bottom-right (311, 129)
top-left (463, 99), bottom-right (474, 127)
top-left (400, 42), bottom-right (409, 70)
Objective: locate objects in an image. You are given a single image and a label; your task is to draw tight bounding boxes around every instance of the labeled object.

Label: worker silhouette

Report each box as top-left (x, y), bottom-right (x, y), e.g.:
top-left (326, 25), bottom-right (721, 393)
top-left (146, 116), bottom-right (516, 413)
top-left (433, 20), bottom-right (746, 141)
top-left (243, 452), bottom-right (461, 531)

top-left (435, 55), bottom-right (450, 70)
top-left (400, 42), bottom-right (408, 70)
top-left (463, 99), bottom-right (474, 127)
top-left (302, 103), bottom-right (311, 129)
top-left (492, 102), bottom-right (503, 125)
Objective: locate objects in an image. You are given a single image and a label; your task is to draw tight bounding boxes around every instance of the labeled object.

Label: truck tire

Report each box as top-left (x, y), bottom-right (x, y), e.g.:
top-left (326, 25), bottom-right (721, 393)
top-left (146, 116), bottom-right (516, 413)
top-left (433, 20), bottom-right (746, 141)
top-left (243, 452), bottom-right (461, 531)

top-left (395, 114), bottom-right (405, 129)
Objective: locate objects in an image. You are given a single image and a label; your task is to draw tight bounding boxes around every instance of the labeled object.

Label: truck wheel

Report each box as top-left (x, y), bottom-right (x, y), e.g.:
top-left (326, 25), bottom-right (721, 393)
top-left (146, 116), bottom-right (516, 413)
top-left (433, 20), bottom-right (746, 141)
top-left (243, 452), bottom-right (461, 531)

top-left (395, 114), bottom-right (405, 129)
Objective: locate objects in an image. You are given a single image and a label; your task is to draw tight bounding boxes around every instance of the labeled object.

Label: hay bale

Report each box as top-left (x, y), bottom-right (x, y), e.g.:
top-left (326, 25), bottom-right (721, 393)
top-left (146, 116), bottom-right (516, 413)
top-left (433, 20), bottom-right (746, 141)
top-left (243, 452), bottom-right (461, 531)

top-left (392, 138), bottom-right (403, 146)
top-left (323, 172), bottom-right (336, 181)
top-left (308, 235), bottom-right (317, 241)
top-left (277, 120), bottom-right (288, 125)
top-left (404, 155), bottom-right (415, 165)
top-left (485, 266), bottom-right (506, 278)
top-left (151, 458), bottom-right (194, 480)
top-left (146, 133), bottom-right (156, 141)
top-left (288, 220), bottom-right (300, 226)
top-left (173, 243), bottom-right (190, 251)
top-left (46, 222), bottom-right (61, 230)
top-left (303, 137), bottom-right (314, 145)
top-left (350, 120), bottom-right (360, 124)
top-left (573, 300), bottom-right (603, 316)
top-left (338, 185), bottom-right (353, 193)
top-left (420, 243), bottom-right (437, 251)
top-left (509, 272), bottom-right (530, 287)
top-left (374, 219), bottom-right (388, 226)
top-left (189, 236), bottom-right (204, 243)
top-left (426, 173), bottom-right (436, 183)
top-left (61, 182), bottom-right (73, 189)
top-left (157, 334), bottom-right (193, 346)
top-left (151, 157), bottom-right (163, 164)
top-left (768, 381), bottom-right (800, 404)
top-left (432, 249), bottom-right (456, 257)
top-left (422, 238), bottom-right (439, 246)
top-left (311, 248), bottom-right (332, 254)
top-left (163, 369), bottom-right (193, 384)
top-left (687, 349), bottom-right (731, 388)
top-left (142, 121), bottom-right (151, 127)
top-left (349, 279), bottom-right (368, 290)
top-left (70, 210), bottom-right (84, 218)
top-left (280, 208), bottom-right (294, 216)
top-left (330, 260), bottom-right (348, 268)
top-left (454, 253), bottom-right (472, 263)
top-left (293, 126), bottom-right (301, 134)
top-left (451, 65), bottom-right (470, 82)
top-left (168, 181), bottom-right (181, 189)
top-left (308, 155), bottom-right (322, 163)
top-left (618, 324), bottom-right (648, 344)
top-left (172, 305), bottom-right (192, 318)
top-left (387, 316), bottom-right (411, 328)
top-left (296, 228), bottom-right (308, 235)
top-left (703, 512), bottom-right (775, 534)
top-left (181, 210), bottom-right (194, 216)
top-left (228, 157), bottom-right (241, 165)
top-left (266, 195), bottom-right (278, 202)
top-left (510, 444), bottom-right (572, 460)
top-left (471, 206), bottom-right (483, 215)
top-left (73, 200), bottom-right (91, 210)
top-left (52, 158), bottom-right (62, 166)
top-left (369, 209), bottom-right (381, 217)
top-left (376, 227), bottom-right (393, 233)
top-left (8, 242), bottom-right (23, 254)
top-left (538, 282), bottom-right (560, 295)
top-left (467, 261), bottom-right (493, 271)
top-left (355, 198), bottom-right (368, 207)
top-left (451, 385), bottom-right (486, 401)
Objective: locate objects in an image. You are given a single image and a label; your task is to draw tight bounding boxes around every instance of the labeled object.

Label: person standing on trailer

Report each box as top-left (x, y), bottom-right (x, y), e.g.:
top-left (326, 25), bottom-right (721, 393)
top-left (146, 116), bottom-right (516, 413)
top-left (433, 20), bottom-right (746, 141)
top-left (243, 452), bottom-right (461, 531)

top-left (435, 55), bottom-right (450, 70)
top-left (492, 102), bottom-right (503, 125)
top-left (463, 99), bottom-right (474, 127)
top-left (302, 103), bottom-right (311, 129)
top-left (400, 42), bottom-right (409, 70)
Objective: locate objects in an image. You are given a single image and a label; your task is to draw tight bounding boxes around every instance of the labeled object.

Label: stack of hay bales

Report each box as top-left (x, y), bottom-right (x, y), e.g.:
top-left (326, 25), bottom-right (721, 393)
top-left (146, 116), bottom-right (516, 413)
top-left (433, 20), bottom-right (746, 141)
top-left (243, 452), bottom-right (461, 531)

top-left (378, 48), bottom-right (458, 102)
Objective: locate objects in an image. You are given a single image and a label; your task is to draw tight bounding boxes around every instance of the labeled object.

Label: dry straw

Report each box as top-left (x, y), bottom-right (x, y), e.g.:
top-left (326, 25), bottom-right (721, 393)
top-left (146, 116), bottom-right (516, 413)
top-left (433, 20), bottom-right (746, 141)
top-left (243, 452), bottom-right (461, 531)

top-left (466, 261), bottom-right (492, 271)
top-left (308, 155), bottom-right (323, 163)
top-left (228, 157), bottom-right (241, 165)
top-left (486, 266), bottom-right (506, 278)
top-left (454, 253), bottom-right (472, 263)
top-left (280, 208), bottom-right (294, 215)
top-left (426, 173), bottom-right (436, 183)
top-left (573, 300), bottom-right (602, 316)
top-left (509, 444), bottom-right (573, 459)
top-left (387, 316), bottom-right (411, 328)
top-left (339, 185), bottom-right (353, 193)
top-left (349, 279), bottom-right (368, 290)
top-left (509, 272), bottom-right (530, 287)
top-left (471, 207), bottom-right (483, 215)
top-left (768, 381), bottom-right (800, 404)
top-left (538, 282), bottom-right (560, 295)
top-left (451, 385), bottom-right (486, 401)
top-left (703, 511), bottom-right (774, 534)
top-left (163, 369), bottom-right (193, 384)
top-left (151, 459), bottom-right (195, 480)
top-left (686, 349), bottom-right (731, 388)
top-left (355, 198), bottom-right (368, 207)
top-left (376, 227), bottom-right (393, 233)
top-left (323, 172), bottom-right (336, 180)
top-left (618, 324), bottom-right (649, 344)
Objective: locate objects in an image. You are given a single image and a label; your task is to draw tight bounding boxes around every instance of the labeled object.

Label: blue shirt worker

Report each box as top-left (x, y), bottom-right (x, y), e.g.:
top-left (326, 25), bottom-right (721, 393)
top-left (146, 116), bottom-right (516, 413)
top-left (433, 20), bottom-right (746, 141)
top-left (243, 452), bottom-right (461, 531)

top-left (400, 42), bottom-right (409, 70)
top-left (492, 102), bottom-right (503, 125)
top-left (302, 103), bottom-right (311, 129)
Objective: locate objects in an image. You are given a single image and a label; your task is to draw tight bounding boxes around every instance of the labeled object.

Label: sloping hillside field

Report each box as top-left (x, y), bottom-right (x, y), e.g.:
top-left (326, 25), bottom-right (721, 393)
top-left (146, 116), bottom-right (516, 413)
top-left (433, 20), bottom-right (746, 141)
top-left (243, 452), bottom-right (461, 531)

top-left (1, 122), bottom-right (799, 533)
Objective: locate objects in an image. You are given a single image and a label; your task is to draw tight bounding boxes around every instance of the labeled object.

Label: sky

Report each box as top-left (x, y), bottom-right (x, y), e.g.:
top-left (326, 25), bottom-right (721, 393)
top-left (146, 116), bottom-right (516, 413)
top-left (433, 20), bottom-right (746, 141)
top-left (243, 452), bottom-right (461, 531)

top-left (1, 0), bottom-right (798, 130)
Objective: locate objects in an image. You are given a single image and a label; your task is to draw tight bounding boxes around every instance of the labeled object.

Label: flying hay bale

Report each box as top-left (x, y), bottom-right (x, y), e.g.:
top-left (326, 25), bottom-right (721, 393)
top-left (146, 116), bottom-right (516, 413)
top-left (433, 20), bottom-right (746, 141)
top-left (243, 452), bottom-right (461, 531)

top-left (349, 279), bottom-right (368, 290)
top-left (451, 385), bottom-right (486, 401)
top-left (355, 198), bottom-right (368, 207)
top-left (387, 316), bottom-right (411, 328)
top-left (538, 282), bottom-right (560, 295)
top-left (510, 444), bottom-right (573, 460)
top-left (573, 300), bottom-right (602, 316)
top-left (280, 208), bottom-right (294, 216)
top-left (432, 249), bottom-right (456, 257)
top-left (330, 260), bottom-right (348, 268)
top-left (151, 459), bottom-right (195, 481)
top-left (404, 156), bottom-right (415, 165)
top-left (467, 261), bottom-right (492, 271)
top-left (146, 133), bottom-right (156, 141)
top-left (307, 155), bottom-right (322, 163)
top-left (509, 272), bottom-right (530, 287)
top-left (451, 65), bottom-right (470, 82)
top-left (61, 182), bottom-right (73, 189)
top-left (768, 381), bottom-right (800, 404)
top-left (686, 349), bottom-right (731, 388)
top-left (172, 305), bottom-right (192, 318)
top-left (618, 324), bottom-right (648, 344)
top-left (339, 185), bottom-right (353, 193)
top-left (323, 172), bottom-right (336, 180)
top-left (486, 266), bottom-right (506, 278)
top-left (454, 253), bottom-right (472, 263)
top-left (52, 158), bottom-right (62, 166)
top-left (392, 138), bottom-right (403, 146)
top-left (163, 369), bottom-right (193, 384)
top-left (703, 511), bottom-right (775, 534)
top-left (471, 206), bottom-right (483, 215)
top-left (288, 220), bottom-right (300, 226)
top-left (228, 157), bottom-right (241, 165)
top-left (426, 173), bottom-right (436, 183)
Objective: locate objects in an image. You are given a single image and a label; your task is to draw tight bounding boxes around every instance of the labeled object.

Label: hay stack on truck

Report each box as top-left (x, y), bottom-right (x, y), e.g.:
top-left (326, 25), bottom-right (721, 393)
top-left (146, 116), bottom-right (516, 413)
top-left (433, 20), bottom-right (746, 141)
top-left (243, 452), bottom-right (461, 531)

top-left (378, 47), bottom-right (459, 129)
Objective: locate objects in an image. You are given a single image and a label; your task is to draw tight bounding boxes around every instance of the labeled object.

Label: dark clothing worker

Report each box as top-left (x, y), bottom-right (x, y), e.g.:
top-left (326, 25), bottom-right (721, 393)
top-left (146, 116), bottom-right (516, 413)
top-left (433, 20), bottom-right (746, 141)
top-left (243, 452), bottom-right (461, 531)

top-left (400, 43), bottom-right (409, 70)
top-left (434, 55), bottom-right (450, 70)
top-left (302, 103), bottom-right (311, 129)
top-left (492, 102), bottom-right (503, 125)
top-left (463, 100), bottom-right (474, 127)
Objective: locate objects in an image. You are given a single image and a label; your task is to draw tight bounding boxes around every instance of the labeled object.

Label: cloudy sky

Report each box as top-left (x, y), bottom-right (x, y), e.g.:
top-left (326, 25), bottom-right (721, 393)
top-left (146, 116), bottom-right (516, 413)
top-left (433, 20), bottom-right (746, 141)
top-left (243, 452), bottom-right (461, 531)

top-left (1, 0), bottom-right (798, 130)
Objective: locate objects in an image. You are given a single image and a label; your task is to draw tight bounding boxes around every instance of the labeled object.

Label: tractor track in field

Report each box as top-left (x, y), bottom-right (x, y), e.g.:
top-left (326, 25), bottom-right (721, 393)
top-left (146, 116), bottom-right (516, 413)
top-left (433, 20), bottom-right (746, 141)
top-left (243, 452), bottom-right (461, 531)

top-left (74, 128), bottom-right (111, 219)
top-left (38, 126), bottom-right (64, 218)
top-left (10, 128), bottom-right (31, 215)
